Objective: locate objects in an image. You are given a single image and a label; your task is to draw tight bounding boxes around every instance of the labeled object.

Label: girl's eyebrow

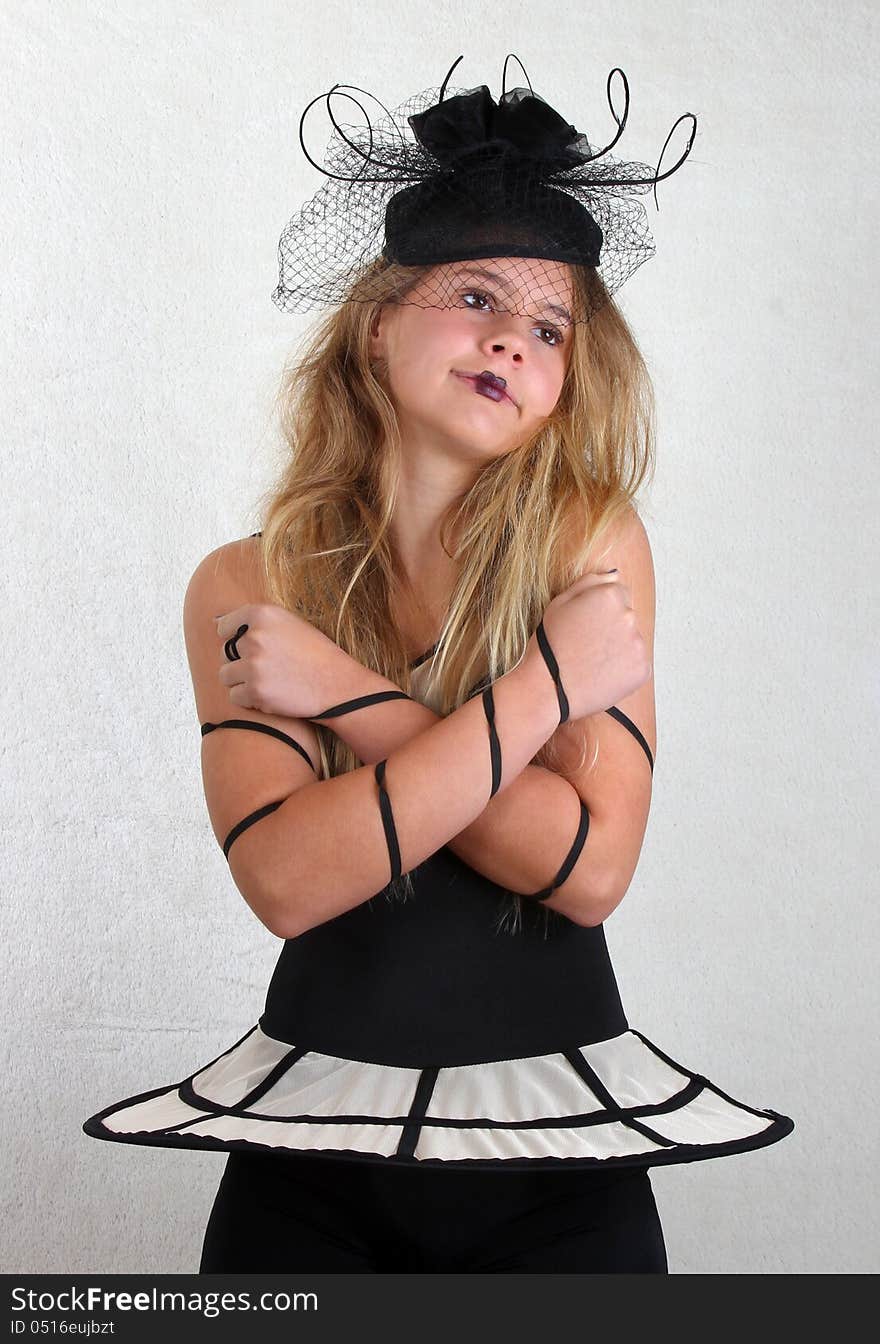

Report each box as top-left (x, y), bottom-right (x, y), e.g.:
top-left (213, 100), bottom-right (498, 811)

top-left (452, 264), bottom-right (572, 325)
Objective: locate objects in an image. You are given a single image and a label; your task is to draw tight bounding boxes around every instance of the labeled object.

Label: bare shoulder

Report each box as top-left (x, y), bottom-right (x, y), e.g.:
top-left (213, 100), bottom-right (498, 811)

top-left (575, 502), bottom-right (652, 572)
top-left (609, 504), bottom-right (652, 564)
top-left (562, 502), bottom-right (654, 610)
top-left (573, 503), bottom-right (655, 645)
top-left (189, 532), bottom-right (261, 580)
top-left (188, 534), bottom-right (266, 599)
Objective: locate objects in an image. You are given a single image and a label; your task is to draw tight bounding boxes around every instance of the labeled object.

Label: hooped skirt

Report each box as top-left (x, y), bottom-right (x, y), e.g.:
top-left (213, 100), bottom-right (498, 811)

top-left (83, 1016), bottom-right (794, 1173)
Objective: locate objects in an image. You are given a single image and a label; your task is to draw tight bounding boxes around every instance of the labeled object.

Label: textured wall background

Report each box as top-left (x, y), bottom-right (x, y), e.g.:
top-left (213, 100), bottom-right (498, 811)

top-left (2, 0), bottom-right (877, 1273)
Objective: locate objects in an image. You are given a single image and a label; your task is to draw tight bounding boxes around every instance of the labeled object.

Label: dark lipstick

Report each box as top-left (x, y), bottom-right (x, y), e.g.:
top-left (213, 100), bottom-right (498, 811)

top-left (460, 370), bottom-right (513, 405)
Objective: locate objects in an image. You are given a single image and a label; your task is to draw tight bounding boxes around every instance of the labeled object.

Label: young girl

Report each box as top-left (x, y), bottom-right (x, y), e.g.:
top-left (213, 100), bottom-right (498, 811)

top-left (83, 55), bottom-right (794, 1273)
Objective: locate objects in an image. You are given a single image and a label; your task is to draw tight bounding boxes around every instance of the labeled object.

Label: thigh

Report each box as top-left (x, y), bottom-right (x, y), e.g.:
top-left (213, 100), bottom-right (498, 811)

top-left (198, 1151), bottom-right (381, 1273)
top-left (464, 1168), bottom-right (668, 1274)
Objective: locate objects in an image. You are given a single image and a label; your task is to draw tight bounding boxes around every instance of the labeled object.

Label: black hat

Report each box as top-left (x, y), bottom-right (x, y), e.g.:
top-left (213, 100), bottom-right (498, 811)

top-left (272, 54), bottom-right (697, 327)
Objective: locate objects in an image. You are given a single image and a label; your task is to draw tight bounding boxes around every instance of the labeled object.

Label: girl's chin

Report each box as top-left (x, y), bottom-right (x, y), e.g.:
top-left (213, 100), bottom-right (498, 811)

top-left (397, 407), bottom-right (515, 439)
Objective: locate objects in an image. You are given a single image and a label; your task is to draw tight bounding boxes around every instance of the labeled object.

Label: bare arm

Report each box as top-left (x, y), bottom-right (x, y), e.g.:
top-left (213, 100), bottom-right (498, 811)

top-left (253, 653), bottom-right (562, 938)
top-left (308, 501), bottom-right (658, 928)
top-left (191, 518), bottom-right (653, 939)
top-left (309, 659), bottom-right (615, 926)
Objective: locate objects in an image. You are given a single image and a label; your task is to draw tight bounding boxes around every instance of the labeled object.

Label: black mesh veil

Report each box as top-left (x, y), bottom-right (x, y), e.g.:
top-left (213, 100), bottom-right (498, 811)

top-left (271, 54), bottom-right (698, 328)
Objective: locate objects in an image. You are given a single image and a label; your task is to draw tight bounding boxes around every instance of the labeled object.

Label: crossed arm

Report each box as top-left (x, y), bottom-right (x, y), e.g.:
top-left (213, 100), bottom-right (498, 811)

top-left (309, 510), bottom-right (657, 927)
top-left (311, 659), bottom-right (632, 928)
top-left (318, 515), bottom-right (656, 925)
top-left (205, 512), bottom-right (655, 928)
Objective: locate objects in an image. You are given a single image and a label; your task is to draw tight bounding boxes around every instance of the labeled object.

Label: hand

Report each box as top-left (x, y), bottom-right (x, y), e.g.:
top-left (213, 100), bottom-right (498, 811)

top-left (523, 570), bottom-right (652, 722)
top-left (214, 603), bottom-right (358, 720)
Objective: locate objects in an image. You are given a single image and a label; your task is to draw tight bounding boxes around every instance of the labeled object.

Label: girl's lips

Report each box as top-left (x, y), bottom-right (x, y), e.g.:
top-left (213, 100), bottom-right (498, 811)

top-left (454, 372), bottom-right (517, 408)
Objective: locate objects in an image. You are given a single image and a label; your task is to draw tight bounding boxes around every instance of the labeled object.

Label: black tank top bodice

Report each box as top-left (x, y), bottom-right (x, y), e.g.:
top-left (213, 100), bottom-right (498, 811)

top-left (261, 845), bottom-right (628, 1068)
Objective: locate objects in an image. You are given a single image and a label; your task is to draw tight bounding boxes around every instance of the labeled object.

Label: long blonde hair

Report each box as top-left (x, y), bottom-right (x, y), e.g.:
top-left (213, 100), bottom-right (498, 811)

top-left (252, 256), bottom-right (655, 935)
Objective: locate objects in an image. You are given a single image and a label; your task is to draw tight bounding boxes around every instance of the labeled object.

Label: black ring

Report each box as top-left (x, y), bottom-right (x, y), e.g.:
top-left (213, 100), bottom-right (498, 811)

top-left (224, 623), bottom-right (249, 661)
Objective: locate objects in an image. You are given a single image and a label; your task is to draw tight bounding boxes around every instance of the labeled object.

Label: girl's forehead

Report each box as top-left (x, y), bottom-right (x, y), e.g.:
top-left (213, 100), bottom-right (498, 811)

top-left (432, 256), bottom-right (572, 292)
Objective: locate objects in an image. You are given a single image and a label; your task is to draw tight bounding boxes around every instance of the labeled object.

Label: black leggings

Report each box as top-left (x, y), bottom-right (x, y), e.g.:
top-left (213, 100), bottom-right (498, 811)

top-left (199, 1150), bottom-right (668, 1273)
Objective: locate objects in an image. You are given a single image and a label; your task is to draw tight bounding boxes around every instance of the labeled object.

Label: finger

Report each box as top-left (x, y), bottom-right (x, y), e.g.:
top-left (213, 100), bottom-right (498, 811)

top-left (611, 577), bottom-right (634, 607)
top-left (214, 606), bottom-right (252, 640)
top-left (572, 568), bottom-right (619, 590)
top-left (218, 660), bottom-right (248, 688)
top-left (227, 683), bottom-right (255, 709)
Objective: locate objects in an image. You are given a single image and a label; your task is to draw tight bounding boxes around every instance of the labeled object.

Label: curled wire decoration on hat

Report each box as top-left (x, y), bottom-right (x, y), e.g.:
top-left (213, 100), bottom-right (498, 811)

top-left (273, 53), bottom-right (698, 324)
top-left (500, 52), bottom-right (533, 100)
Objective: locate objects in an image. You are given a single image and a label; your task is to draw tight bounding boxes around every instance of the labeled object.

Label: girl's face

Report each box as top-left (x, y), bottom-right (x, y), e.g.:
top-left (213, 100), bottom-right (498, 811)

top-left (369, 256), bottom-right (574, 462)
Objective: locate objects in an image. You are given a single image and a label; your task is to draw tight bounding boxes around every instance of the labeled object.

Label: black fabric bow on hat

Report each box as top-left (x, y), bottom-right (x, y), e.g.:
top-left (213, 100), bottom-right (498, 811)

top-left (408, 82), bottom-right (593, 173)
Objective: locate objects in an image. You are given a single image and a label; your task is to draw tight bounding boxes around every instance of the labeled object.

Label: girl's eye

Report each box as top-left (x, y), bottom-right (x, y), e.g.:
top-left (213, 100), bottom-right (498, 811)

top-left (460, 290), bottom-right (564, 347)
top-left (461, 289), bottom-right (492, 312)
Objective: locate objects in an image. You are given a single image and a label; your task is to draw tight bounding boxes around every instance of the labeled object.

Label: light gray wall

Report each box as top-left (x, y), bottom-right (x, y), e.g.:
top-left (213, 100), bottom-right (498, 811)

top-left (3, 0), bottom-right (877, 1274)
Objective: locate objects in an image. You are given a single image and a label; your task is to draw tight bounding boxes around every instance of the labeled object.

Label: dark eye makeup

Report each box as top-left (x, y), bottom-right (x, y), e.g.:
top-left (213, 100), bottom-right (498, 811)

top-left (460, 290), bottom-right (566, 347)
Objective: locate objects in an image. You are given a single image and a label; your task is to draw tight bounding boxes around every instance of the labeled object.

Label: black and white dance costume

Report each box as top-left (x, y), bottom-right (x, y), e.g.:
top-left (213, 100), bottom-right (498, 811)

top-left (84, 534), bottom-right (794, 1271)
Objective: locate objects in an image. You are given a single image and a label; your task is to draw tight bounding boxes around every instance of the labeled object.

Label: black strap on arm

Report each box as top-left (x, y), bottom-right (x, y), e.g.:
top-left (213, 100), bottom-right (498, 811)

top-left (535, 617), bottom-right (570, 725)
top-left (219, 798), bottom-right (287, 860)
top-left (204, 616), bottom-right (585, 896)
top-left (201, 718), bottom-right (316, 773)
top-left (605, 704), bottom-right (654, 773)
top-left (374, 758), bottom-right (402, 881)
top-left (307, 617), bottom-right (572, 886)
top-left (524, 700), bottom-right (654, 902)
top-left (200, 719), bottom-right (317, 858)
top-left (527, 800), bottom-right (591, 901)
top-left (204, 608), bottom-right (653, 903)
top-left (313, 690), bottom-right (412, 718)
top-left (483, 683), bottom-right (502, 798)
